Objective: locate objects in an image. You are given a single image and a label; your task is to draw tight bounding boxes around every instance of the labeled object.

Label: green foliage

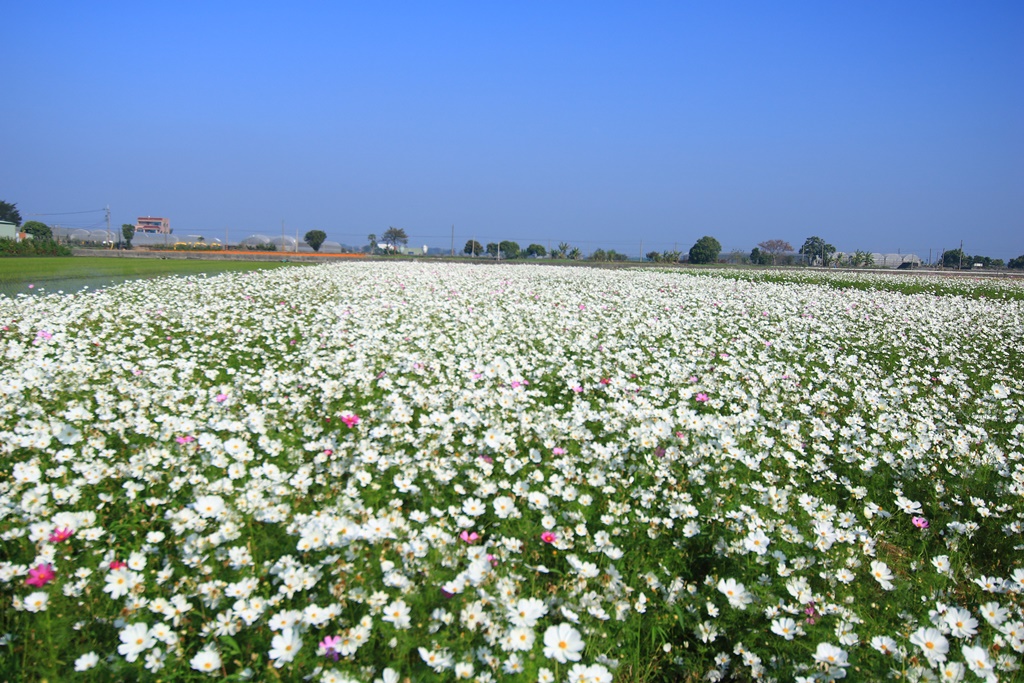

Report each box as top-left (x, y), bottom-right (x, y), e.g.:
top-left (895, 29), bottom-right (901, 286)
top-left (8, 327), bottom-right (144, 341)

top-left (366, 233), bottom-right (378, 254)
top-left (942, 248), bottom-right (969, 269)
top-left (645, 251), bottom-right (662, 262)
top-left (121, 224), bottom-right (135, 248)
top-left (499, 240), bottom-right (521, 259)
top-left (0, 200), bottom-right (21, 226)
top-left (0, 237), bottom-right (72, 257)
top-left (463, 239), bottom-right (483, 256)
top-left (1009, 254), bottom-right (1024, 269)
top-left (688, 235), bottom-right (721, 264)
top-left (22, 221), bottom-right (53, 241)
top-left (749, 247), bottom-right (772, 265)
top-left (382, 226), bottom-right (408, 251)
top-left (799, 236), bottom-right (836, 265)
top-left (526, 243), bottom-right (547, 258)
top-left (304, 230), bottom-right (327, 252)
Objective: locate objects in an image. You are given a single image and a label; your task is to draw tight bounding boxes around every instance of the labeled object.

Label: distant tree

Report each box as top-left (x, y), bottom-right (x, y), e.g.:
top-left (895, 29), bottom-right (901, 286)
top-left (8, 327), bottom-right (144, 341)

top-left (22, 220), bottom-right (53, 241)
top-left (0, 201), bottom-right (21, 226)
top-left (568, 247), bottom-right (582, 260)
top-left (304, 230), bottom-right (327, 252)
top-left (1008, 254), bottom-right (1024, 269)
top-left (757, 239), bottom-right (793, 265)
top-left (799, 236), bottom-right (836, 266)
top-left (645, 251), bottom-right (662, 262)
top-left (486, 242), bottom-right (499, 257)
top-left (367, 233), bottom-right (378, 254)
top-left (556, 242), bottom-right (571, 259)
top-left (589, 248), bottom-right (607, 262)
top-left (381, 226), bottom-right (408, 252)
top-left (499, 240), bottom-right (521, 259)
top-left (463, 239), bottom-right (483, 256)
top-left (688, 235), bottom-right (722, 264)
top-left (526, 243), bottom-right (547, 258)
top-left (942, 248), bottom-right (969, 269)
top-left (749, 247), bottom-right (772, 265)
top-left (121, 223), bottom-right (135, 248)
top-left (662, 249), bottom-right (682, 263)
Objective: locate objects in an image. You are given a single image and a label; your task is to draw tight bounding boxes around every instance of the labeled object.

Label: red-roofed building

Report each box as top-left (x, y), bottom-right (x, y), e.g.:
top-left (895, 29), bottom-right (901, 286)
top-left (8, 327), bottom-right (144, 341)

top-left (136, 216), bottom-right (170, 234)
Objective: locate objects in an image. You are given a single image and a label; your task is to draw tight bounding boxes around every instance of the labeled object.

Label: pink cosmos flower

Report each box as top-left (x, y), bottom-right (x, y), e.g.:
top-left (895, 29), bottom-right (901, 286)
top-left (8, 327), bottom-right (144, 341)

top-left (320, 635), bottom-right (342, 661)
top-left (341, 413), bottom-right (360, 428)
top-left (109, 560), bottom-right (127, 570)
top-left (553, 447), bottom-right (567, 455)
top-left (478, 455), bottom-right (493, 464)
top-left (912, 517), bottom-right (929, 529)
top-left (26, 563), bottom-right (56, 587)
top-left (175, 435), bottom-right (195, 444)
top-left (695, 393), bottom-right (709, 402)
top-left (572, 386), bottom-right (583, 394)
top-left (599, 378), bottom-right (611, 385)
top-left (49, 527), bottom-right (73, 543)
top-left (37, 330), bottom-right (52, 340)
top-left (323, 449), bottom-right (333, 456)
top-left (459, 531), bottom-right (480, 544)
top-left (541, 531), bottom-right (557, 544)
top-left (214, 393), bottom-right (228, 403)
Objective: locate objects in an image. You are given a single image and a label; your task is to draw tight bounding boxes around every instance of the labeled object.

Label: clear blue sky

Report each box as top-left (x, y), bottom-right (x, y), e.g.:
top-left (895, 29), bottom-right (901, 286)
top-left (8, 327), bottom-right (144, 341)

top-left (3, 2), bottom-right (1022, 259)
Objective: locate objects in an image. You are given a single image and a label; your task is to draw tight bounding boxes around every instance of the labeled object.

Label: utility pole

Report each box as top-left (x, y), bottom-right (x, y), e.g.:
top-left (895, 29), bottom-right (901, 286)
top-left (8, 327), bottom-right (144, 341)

top-left (959, 240), bottom-right (963, 270)
top-left (639, 239), bottom-right (643, 262)
top-left (225, 226), bottom-right (229, 251)
top-left (450, 224), bottom-right (454, 256)
top-left (105, 205), bottom-right (111, 248)
top-left (295, 225), bottom-right (299, 253)
top-left (282, 220), bottom-right (285, 252)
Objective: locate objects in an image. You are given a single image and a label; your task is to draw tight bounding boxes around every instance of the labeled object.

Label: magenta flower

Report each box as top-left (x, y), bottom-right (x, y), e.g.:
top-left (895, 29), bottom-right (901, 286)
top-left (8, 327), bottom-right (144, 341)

top-left (109, 560), bottom-right (127, 570)
top-left (553, 447), bottom-right (567, 455)
top-left (459, 530), bottom-right (480, 544)
top-left (541, 531), bottom-right (557, 544)
top-left (25, 563), bottom-right (55, 587)
top-left (912, 516), bottom-right (929, 529)
top-left (214, 393), bottom-right (228, 403)
top-left (175, 435), bottom-right (195, 444)
top-left (572, 386), bottom-right (583, 393)
top-left (49, 527), bottom-right (73, 543)
top-left (36, 330), bottom-right (52, 340)
top-left (341, 413), bottom-right (360, 428)
top-left (695, 393), bottom-right (709, 402)
top-left (320, 635), bottom-right (342, 661)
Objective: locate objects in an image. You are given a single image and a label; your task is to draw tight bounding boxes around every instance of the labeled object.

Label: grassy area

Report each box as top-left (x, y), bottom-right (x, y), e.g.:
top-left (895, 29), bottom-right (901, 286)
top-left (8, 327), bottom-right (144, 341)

top-left (0, 256), bottom-right (307, 295)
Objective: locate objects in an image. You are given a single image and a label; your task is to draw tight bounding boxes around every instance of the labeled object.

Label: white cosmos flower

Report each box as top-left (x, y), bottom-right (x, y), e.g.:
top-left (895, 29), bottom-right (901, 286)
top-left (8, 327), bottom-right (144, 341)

top-left (870, 561), bottom-right (895, 590)
top-left (909, 627), bottom-right (949, 664)
top-left (717, 578), bottom-right (753, 610)
top-left (22, 591), bottom-right (48, 613)
top-left (268, 627), bottom-right (302, 667)
top-left (190, 648), bottom-right (222, 674)
top-left (542, 623), bottom-right (585, 663)
top-left (74, 652), bottom-right (99, 671)
top-left (117, 622), bottom-right (155, 662)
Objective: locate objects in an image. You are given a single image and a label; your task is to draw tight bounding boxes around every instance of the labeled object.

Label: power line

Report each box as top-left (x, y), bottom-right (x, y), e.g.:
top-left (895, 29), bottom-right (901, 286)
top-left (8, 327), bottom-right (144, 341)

top-left (28, 208), bottom-right (106, 216)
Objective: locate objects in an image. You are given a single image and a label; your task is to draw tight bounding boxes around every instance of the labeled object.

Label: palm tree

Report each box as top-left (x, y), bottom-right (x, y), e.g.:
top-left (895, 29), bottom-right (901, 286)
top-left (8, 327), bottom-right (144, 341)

top-left (557, 242), bottom-right (571, 259)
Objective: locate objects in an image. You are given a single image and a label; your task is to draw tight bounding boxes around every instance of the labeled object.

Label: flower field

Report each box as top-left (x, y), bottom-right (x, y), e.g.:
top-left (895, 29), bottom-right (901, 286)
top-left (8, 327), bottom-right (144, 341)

top-left (1, 263), bottom-right (1022, 682)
